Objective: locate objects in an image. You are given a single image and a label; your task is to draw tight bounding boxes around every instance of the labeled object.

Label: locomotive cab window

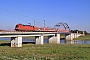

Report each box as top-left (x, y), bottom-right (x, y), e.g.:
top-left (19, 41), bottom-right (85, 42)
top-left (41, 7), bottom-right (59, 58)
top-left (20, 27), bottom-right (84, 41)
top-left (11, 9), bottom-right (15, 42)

top-left (16, 25), bottom-right (19, 27)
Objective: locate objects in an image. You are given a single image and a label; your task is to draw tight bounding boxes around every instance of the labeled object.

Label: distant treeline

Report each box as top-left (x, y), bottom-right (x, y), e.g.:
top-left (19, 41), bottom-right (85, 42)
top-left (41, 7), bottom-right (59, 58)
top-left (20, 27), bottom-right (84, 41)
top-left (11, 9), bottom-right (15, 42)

top-left (70, 30), bottom-right (89, 35)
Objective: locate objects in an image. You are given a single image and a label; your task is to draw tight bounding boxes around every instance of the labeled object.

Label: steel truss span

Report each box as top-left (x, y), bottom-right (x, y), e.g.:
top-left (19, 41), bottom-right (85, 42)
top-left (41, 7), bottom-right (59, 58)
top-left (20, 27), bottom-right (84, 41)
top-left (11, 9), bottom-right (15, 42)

top-left (54, 22), bottom-right (70, 32)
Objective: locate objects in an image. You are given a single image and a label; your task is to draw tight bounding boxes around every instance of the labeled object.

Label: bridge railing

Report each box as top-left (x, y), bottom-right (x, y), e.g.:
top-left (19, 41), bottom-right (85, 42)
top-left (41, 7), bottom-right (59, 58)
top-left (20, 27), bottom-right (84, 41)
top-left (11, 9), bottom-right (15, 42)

top-left (57, 30), bottom-right (70, 33)
top-left (0, 30), bottom-right (70, 33)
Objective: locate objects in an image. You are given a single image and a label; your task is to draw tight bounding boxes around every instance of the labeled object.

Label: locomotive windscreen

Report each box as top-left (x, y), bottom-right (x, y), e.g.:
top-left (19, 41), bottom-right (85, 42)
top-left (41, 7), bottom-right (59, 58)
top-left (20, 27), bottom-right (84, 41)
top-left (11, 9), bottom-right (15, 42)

top-left (15, 25), bottom-right (19, 27)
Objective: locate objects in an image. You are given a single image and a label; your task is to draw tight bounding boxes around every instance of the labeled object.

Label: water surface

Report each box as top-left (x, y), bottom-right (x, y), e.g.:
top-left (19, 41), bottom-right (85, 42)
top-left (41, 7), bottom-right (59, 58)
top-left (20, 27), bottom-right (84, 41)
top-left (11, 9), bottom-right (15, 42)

top-left (0, 38), bottom-right (90, 44)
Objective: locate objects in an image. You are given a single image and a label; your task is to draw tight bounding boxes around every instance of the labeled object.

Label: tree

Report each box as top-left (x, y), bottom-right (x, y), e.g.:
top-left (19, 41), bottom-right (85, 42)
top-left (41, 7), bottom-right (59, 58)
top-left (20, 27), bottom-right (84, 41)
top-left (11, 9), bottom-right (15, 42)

top-left (70, 30), bottom-right (89, 35)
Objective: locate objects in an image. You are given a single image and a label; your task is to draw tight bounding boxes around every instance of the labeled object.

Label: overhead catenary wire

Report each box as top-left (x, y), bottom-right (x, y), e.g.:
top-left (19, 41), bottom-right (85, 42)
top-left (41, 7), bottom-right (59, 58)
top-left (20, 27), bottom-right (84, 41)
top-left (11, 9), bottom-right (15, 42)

top-left (0, 8), bottom-right (44, 21)
top-left (0, 8), bottom-right (47, 26)
top-left (0, 8), bottom-right (56, 27)
top-left (0, 8), bottom-right (31, 19)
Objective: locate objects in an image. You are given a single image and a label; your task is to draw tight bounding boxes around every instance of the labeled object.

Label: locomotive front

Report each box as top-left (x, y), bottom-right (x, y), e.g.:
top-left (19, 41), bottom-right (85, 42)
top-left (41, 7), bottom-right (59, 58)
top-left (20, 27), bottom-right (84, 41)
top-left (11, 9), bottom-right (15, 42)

top-left (15, 24), bottom-right (22, 31)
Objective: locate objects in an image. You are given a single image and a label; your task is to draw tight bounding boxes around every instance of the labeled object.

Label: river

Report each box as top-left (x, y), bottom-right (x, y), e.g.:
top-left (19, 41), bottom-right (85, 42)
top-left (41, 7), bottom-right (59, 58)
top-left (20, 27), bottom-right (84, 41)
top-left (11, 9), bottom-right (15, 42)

top-left (0, 38), bottom-right (90, 44)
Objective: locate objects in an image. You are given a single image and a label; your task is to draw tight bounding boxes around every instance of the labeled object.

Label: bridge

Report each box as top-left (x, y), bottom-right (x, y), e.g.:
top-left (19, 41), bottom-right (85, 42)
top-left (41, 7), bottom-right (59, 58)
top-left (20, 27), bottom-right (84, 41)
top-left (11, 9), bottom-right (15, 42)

top-left (0, 22), bottom-right (83, 47)
top-left (0, 31), bottom-right (70, 47)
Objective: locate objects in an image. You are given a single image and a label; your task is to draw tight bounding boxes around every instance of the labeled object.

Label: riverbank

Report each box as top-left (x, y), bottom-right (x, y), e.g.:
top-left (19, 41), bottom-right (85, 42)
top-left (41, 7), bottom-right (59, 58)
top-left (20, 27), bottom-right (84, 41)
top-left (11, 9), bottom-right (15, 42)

top-left (74, 34), bottom-right (90, 40)
top-left (0, 40), bottom-right (90, 60)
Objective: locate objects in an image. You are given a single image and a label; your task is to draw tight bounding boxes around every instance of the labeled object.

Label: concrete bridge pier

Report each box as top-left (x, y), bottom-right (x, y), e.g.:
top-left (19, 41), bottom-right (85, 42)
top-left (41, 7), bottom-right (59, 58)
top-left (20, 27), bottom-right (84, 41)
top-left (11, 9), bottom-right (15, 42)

top-left (48, 34), bottom-right (60, 44)
top-left (64, 34), bottom-right (68, 43)
top-left (35, 35), bottom-right (44, 44)
top-left (64, 34), bottom-right (67, 40)
top-left (57, 34), bottom-right (60, 44)
top-left (11, 36), bottom-right (22, 47)
top-left (48, 35), bottom-right (56, 43)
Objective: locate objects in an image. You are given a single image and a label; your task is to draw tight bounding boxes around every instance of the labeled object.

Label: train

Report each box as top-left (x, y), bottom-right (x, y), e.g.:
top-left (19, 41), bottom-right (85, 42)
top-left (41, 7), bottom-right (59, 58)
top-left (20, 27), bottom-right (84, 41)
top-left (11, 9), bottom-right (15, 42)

top-left (15, 23), bottom-right (56, 32)
top-left (15, 23), bottom-right (70, 32)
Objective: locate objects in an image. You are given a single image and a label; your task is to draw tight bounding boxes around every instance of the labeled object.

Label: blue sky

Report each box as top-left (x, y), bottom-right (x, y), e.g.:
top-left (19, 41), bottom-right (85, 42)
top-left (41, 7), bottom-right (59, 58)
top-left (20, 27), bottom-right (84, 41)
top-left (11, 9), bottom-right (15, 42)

top-left (0, 0), bottom-right (90, 32)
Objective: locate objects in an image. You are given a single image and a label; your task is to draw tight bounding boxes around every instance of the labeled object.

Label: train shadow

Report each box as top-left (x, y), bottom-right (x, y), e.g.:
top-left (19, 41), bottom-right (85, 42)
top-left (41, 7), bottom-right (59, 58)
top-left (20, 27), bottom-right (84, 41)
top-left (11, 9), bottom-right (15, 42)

top-left (0, 42), bottom-right (35, 46)
top-left (0, 43), bottom-right (10, 46)
top-left (22, 42), bottom-right (35, 44)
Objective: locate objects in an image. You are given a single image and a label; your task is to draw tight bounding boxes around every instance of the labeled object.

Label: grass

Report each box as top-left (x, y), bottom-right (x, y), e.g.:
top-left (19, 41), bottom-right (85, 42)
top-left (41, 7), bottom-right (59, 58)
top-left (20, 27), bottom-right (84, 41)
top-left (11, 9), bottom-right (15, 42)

top-left (0, 40), bottom-right (90, 60)
top-left (74, 34), bottom-right (90, 40)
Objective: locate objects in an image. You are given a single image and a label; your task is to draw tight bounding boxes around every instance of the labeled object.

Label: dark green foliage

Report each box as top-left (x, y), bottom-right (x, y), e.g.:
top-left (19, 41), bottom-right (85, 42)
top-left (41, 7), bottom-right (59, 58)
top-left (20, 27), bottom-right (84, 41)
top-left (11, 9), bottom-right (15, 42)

top-left (70, 30), bottom-right (89, 35)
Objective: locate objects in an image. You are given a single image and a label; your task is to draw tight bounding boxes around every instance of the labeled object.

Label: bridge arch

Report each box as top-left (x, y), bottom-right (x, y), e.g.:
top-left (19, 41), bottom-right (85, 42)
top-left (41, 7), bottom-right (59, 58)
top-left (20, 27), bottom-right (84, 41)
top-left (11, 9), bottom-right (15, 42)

top-left (54, 22), bottom-right (70, 32)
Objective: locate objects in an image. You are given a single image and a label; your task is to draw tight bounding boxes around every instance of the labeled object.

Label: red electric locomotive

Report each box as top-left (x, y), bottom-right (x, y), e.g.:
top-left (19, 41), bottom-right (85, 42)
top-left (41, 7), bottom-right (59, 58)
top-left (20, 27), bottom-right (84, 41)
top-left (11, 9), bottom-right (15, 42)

top-left (15, 24), bottom-right (34, 31)
top-left (15, 23), bottom-right (56, 32)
